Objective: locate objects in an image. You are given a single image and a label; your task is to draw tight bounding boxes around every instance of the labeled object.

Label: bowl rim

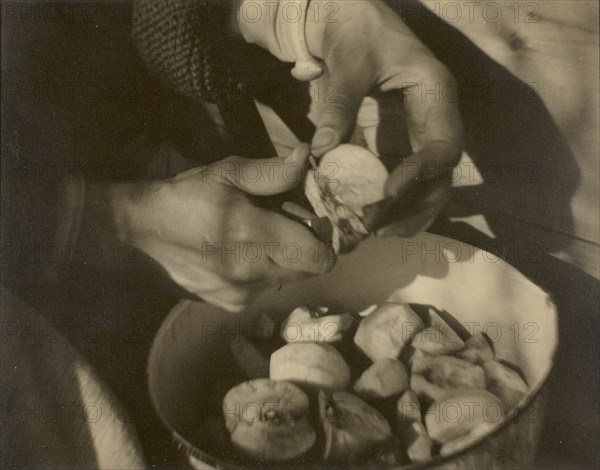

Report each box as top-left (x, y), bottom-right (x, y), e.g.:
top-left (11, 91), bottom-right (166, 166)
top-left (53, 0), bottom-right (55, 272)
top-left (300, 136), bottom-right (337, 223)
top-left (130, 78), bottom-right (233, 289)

top-left (149, 232), bottom-right (560, 469)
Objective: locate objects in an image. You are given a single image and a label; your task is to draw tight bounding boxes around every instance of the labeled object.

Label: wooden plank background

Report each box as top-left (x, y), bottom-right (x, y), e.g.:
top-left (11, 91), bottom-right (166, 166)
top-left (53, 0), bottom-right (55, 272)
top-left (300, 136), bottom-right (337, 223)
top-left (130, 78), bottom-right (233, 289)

top-left (418, 0), bottom-right (599, 279)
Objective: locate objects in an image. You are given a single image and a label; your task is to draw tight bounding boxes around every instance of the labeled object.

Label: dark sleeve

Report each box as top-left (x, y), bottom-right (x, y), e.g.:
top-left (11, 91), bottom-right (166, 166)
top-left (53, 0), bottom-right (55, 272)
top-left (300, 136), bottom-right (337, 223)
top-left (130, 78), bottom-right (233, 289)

top-left (1, 104), bottom-right (86, 296)
top-left (1, 3), bottom-right (155, 301)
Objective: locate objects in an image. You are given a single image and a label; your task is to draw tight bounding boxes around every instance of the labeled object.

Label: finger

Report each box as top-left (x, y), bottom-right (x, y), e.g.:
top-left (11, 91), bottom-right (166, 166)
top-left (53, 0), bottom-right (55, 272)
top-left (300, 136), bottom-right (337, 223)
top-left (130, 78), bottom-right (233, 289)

top-left (391, 61), bottom-right (463, 191)
top-left (354, 93), bottom-right (415, 162)
top-left (200, 280), bottom-right (270, 313)
top-left (311, 73), bottom-right (371, 157)
top-left (281, 201), bottom-right (320, 220)
top-left (210, 202), bottom-right (333, 282)
top-left (377, 176), bottom-right (450, 238)
top-left (384, 142), bottom-right (458, 198)
top-left (259, 210), bottom-right (337, 275)
top-left (221, 143), bottom-right (310, 195)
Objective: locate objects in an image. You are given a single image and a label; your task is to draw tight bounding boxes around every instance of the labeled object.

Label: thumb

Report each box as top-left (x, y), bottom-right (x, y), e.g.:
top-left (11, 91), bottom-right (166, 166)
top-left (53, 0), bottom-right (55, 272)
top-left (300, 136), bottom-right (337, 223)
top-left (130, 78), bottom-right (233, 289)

top-left (222, 143), bottom-right (310, 196)
top-left (311, 77), bottom-right (367, 157)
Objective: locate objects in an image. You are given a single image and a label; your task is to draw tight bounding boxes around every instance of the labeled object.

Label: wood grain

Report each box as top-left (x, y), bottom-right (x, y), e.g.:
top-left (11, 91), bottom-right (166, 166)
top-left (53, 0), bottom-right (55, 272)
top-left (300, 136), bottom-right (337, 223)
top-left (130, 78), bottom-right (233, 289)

top-left (417, 0), bottom-right (599, 278)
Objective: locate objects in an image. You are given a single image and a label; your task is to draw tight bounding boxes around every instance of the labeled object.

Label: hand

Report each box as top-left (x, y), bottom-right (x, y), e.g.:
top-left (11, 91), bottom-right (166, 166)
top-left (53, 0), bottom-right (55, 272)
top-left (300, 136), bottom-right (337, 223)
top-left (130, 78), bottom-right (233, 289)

top-left (237, 1), bottom-right (463, 236)
top-left (305, 1), bottom-right (464, 236)
top-left (115, 144), bottom-right (333, 312)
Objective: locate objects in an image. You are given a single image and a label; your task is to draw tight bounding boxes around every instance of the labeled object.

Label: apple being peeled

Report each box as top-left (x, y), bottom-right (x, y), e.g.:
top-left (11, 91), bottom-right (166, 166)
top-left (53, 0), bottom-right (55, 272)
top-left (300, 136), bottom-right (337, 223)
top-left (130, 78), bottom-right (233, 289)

top-left (305, 144), bottom-right (388, 253)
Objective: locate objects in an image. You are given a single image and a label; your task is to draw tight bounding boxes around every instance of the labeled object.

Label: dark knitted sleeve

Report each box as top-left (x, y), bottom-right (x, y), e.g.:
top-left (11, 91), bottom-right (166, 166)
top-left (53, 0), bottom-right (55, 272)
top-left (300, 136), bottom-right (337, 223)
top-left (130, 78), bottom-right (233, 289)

top-left (132, 0), bottom-right (233, 103)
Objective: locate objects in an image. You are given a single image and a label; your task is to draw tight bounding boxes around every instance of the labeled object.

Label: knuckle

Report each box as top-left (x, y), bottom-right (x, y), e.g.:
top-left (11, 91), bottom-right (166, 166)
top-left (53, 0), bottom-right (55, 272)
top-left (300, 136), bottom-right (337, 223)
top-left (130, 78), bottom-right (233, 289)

top-left (218, 156), bottom-right (242, 179)
top-left (224, 261), bottom-right (254, 283)
top-left (223, 262), bottom-right (245, 282)
top-left (322, 90), bottom-right (358, 115)
top-left (228, 288), bottom-right (254, 306)
top-left (420, 59), bottom-right (455, 86)
top-left (231, 221), bottom-right (252, 244)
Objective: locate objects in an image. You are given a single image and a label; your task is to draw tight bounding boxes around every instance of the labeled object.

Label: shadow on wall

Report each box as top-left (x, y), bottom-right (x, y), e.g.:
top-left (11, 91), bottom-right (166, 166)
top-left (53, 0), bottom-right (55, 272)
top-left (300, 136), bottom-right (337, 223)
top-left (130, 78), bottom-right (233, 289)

top-left (382, 2), bottom-right (596, 465)
top-left (384, 0), bottom-right (581, 255)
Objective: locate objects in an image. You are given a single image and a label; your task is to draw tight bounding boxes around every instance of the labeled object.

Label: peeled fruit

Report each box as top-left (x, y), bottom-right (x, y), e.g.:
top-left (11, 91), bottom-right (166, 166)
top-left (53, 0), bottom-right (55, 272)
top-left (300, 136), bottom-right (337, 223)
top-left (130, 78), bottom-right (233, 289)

top-left (270, 343), bottom-right (350, 391)
top-left (424, 389), bottom-right (505, 445)
top-left (439, 422), bottom-right (496, 457)
top-left (229, 336), bottom-right (269, 379)
top-left (353, 358), bottom-right (409, 399)
top-left (222, 379), bottom-right (315, 461)
top-left (483, 361), bottom-right (528, 408)
top-left (405, 347), bottom-right (434, 369)
top-left (410, 355), bottom-right (486, 405)
top-left (400, 421), bottom-right (433, 463)
top-left (411, 308), bottom-right (464, 355)
top-left (316, 144), bottom-right (388, 212)
top-left (280, 306), bottom-right (353, 343)
top-left (354, 303), bottom-right (424, 362)
top-left (396, 390), bottom-right (422, 424)
top-left (410, 374), bottom-right (447, 404)
top-left (411, 355), bottom-right (486, 392)
top-left (305, 144), bottom-right (388, 253)
top-left (223, 379), bottom-right (310, 433)
top-left (396, 391), bottom-right (433, 463)
top-left (455, 332), bottom-right (494, 365)
top-left (230, 419), bottom-right (316, 462)
top-left (488, 339), bottom-right (523, 374)
top-left (319, 390), bottom-right (392, 461)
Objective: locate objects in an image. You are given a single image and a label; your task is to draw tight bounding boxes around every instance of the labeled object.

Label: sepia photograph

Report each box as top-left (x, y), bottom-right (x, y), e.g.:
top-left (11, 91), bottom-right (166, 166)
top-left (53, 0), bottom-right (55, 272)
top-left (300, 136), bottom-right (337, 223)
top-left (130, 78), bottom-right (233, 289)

top-left (1, 1), bottom-right (598, 468)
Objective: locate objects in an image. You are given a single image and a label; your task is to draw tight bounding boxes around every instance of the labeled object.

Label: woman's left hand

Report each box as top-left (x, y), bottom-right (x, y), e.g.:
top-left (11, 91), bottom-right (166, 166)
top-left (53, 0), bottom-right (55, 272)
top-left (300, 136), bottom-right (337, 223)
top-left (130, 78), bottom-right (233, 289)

top-left (238, 0), bottom-right (464, 236)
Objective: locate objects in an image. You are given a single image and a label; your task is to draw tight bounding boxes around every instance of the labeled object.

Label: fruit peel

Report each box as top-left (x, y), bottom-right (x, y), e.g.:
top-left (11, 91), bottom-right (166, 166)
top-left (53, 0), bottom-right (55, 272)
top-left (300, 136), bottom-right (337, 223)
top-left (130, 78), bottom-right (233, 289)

top-left (411, 308), bottom-right (465, 355)
top-left (280, 306), bottom-right (353, 343)
top-left (319, 391), bottom-right (392, 462)
top-left (483, 360), bottom-right (528, 409)
top-left (304, 144), bottom-right (388, 254)
top-left (439, 422), bottom-right (496, 457)
top-left (455, 332), bottom-right (494, 365)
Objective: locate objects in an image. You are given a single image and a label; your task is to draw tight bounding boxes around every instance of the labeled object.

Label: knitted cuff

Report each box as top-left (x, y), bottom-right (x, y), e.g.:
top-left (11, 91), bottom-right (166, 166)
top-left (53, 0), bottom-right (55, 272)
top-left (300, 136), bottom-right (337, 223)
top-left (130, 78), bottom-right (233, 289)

top-left (132, 0), bottom-right (233, 103)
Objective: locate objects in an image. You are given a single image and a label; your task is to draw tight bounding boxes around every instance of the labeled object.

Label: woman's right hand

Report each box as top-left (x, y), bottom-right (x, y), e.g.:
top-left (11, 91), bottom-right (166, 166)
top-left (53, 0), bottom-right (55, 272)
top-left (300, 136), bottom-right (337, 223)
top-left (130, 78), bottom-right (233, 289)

top-left (118, 144), bottom-right (334, 312)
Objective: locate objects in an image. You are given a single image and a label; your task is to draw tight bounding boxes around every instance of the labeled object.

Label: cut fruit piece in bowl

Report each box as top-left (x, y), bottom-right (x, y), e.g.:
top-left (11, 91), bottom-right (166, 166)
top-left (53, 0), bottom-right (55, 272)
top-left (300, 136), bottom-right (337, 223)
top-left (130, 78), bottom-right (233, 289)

top-left (270, 342), bottom-right (351, 391)
top-left (319, 390), bottom-right (392, 462)
top-left (222, 379), bottom-right (315, 462)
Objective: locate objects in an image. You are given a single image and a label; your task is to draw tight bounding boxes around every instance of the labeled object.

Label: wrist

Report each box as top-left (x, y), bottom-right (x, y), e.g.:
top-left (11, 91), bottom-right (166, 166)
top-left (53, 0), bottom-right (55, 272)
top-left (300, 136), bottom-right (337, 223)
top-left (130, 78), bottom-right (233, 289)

top-left (104, 180), bottom-right (163, 246)
top-left (237, 0), bottom-right (323, 80)
top-left (78, 181), bottom-right (161, 269)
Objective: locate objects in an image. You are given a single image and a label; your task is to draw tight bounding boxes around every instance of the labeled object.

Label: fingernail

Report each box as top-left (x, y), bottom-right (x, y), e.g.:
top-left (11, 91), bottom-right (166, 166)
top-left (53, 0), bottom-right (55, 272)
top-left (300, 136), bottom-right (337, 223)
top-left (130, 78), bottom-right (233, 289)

top-left (312, 128), bottom-right (336, 153)
top-left (286, 143), bottom-right (310, 163)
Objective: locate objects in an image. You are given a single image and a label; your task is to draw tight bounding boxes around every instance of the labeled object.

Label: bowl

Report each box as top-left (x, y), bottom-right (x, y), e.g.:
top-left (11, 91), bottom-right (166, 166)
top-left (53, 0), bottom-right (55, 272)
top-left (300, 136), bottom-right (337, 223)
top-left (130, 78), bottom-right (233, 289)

top-left (148, 233), bottom-right (558, 469)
